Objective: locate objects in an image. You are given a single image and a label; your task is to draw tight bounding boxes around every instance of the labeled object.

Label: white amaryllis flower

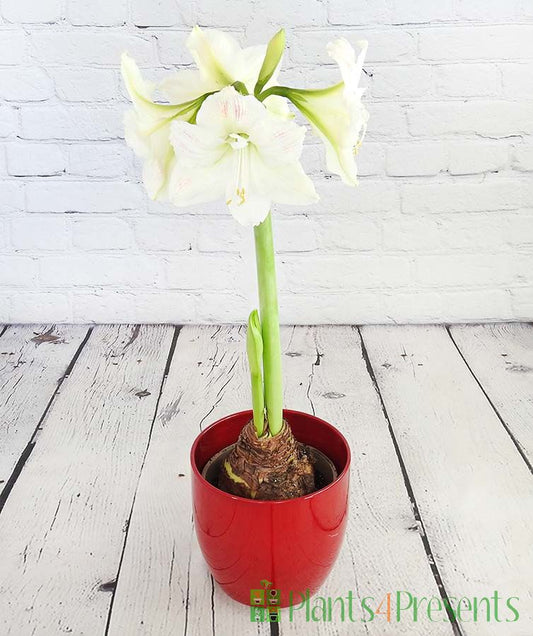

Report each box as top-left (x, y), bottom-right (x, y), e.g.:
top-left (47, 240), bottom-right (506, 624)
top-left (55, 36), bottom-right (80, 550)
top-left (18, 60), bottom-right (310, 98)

top-left (169, 86), bottom-right (318, 226)
top-left (121, 53), bottom-right (212, 200)
top-left (160, 26), bottom-right (267, 103)
top-left (279, 38), bottom-right (368, 186)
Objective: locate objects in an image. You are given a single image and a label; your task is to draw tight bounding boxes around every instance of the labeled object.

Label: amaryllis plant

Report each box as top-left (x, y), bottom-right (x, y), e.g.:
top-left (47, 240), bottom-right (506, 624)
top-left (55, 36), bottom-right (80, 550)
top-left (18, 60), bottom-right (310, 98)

top-left (122, 26), bottom-right (368, 500)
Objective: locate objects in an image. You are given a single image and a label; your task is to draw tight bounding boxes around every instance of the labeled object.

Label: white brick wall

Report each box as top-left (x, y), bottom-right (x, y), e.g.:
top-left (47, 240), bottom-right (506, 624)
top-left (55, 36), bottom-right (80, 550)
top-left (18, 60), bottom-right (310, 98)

top-left (0, 1), bottom-right (532, 324)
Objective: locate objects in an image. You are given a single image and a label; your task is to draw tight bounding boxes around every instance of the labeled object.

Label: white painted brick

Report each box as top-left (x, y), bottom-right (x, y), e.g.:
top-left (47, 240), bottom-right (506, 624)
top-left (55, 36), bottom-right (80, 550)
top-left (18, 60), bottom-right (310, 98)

top-left (514, 253), bottom-right (533, 286)
top-left (7, 142), bottom-right (66, 176)
top-left (198, 0), bottom-right (325, 30)
top-left (454, 0), bottom-right (523, 22)
top-left (29, 31), bottom-right (154, 66)
top-left (20, 105), bottom-right (123, 140)
top-left (0, 145), bottom-right (7, 175)
top-left (512, 145), bottom-right (533, 172)
top-left (2, 0), bottom-right (61, 23)
top-left (317, 180), bottom-right (401, 215)
top-left (72, 217), bottom-right (133, 250)
top-left (282, 254), bottom-right (410, 290)
top-left (195, 292), bottom-right (250, 323)
top-left (279, 291), bottom-right (383, 324)
top-left (0, 255), bottom-right (37, 285)
top-left (40, 255), bottom-right (164, 287)
top-left (135, 217), bottom-right (195, 252)
top-left (356, 143), bottom-right (385, 177)
top-left (384, 215), bottom-right (510, 253)
top-left (0, 104), bottom-right (17, 137)
top-left (68, 0), bottom-right (127, 26)
top-left (415, 254), bottom-right (512, 287)
top-left (11, 215), bottom-right (68, 250)
top-left (317, 215), bottom-right (380, 251)
top-left (155, 31), bottom-right (195, 66)
top-left (504, 214), bottom-right (533, 247)
top-left (383, 292), bottom-right (444, 323)
top-left (435, 64), bottom-right (502, 98)
top-left (53, 68), bottom-right (116, 102)
top-left (448, 141), bottom-right (508, 175)
top-left (389, 0), bottom-right (455, 24)
top-left (419, 25), bottom-right (533, 61)
top-left (0, 218), bottom-right (8, 248)
top-left (165, 254), bottom-right (245, 290)
top-left (386, 143), bottom-right (447, 176)
top-left (407, 101), bottom-right (533, 138)
top-left (290, 30), bottom-right (416, 66)
top-left (0, 181), bottom-right (24, 212)
top-left (26, 181), bottom-right (144, 213)
top-left (0, 294), bottom-right (11, 321)
top-left (132, 0), bottom-right (193, 27)
top-left (365, 103), bottom-right (408, 139)
top-left (510, 288), bottom-right (533, 319)
top-left (8, 291), bottom-right (71, 322)
top-left (196, 217), bottom-right (247, 253)
top-left (0, 10), bottom-right (531, 324)
top-left (402, 180), bottom-right (531, 214)
top-left (0, 30), bottom-right (27, 64)
top-left (72, 290), bottom-right (196, 323)
top-left (328, 0), bottom-right (390, 26)
top-left (0, 67), bottom-right (53, 101)
top-left (275, 217), bottom-right (319, 252)
top-left (67, 143), bottom-right (129, 177)
top-left (441, 290), bottom-right (514, 322)
top-left (371, 65), bottom-right (433, 99)
top-left (500, 63), bottom-right (533, 99)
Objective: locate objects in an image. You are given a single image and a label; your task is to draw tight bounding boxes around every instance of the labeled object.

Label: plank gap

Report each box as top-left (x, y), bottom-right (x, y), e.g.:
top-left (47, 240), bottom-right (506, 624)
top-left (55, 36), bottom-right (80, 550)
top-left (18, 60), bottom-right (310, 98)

top-left (0, 325), bottom-right (9, 339)
top-left (104, 325), bottom-right (182, 636)
top-left (0, 326), bottom-right (93, 516)
top-left (357, 326), bottom-right (465, 636)
top-left (446, 326), bottom-right (533, 475)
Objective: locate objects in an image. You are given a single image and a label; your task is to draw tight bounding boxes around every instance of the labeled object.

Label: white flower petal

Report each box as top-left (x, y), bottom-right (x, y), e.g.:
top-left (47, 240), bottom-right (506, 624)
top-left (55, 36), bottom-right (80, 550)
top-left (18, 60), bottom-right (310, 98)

top-left (284, 38), bottom-right (368, 186)
top-left (196, 86), bottom-right (266, 135)
top-left (186, 26), bottom-right (266, 94)
top-left (251, 115), bottom-right (305, 165)
top-left (264, 95), bottom-right (293, 120)
top-left (186, 26), bottom-right (240, 86)
top-left (159, 69), bottom-right (218, 103)
top-left (169, 155), bottom-right (231, 207)
top-left (124, 110), bottom-right (150, 157)
top-left (228, 192), bottom-right (271, 227)
top-left (238, 44), bottom-right (268, 93)
top-left (327, 38), bottom-right (367, 97)
top-left (170, 120), bottom-right (228, 168)
top-left (251, 151), bottom-right (319, 205)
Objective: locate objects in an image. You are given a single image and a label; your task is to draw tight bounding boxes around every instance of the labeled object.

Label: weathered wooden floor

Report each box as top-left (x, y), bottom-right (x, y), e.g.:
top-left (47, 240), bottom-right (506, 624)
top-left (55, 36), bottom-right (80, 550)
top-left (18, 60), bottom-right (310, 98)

top-left (0, 324), bottom-right (531, 636)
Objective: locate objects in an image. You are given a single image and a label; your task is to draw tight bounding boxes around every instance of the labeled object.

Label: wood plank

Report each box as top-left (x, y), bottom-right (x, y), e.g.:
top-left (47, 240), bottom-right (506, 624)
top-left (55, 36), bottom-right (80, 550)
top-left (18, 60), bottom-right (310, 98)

top-left (361, 325), bottom-right (533, 636)
top-left (278, 326), bottom-right (453, 635)
top-left (0, 324), bottom-right (89, 502)
top-left (449, 323), bottom-right (533, 469)
top-left (0, 324), bottom-right (174, 636)
top-left (107, 325), bottom-right (269, 636)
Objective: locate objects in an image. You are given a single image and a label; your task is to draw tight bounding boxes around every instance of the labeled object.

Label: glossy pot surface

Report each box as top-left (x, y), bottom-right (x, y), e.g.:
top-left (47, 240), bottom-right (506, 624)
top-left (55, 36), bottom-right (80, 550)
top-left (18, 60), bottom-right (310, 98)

top-left (190, 409), bottom-right (350, 608)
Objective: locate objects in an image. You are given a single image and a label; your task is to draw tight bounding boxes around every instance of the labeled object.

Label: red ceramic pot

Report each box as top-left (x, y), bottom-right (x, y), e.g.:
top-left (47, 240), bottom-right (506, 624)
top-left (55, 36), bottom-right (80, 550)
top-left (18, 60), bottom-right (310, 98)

top-left (190, 409), bottom-right (350, 608)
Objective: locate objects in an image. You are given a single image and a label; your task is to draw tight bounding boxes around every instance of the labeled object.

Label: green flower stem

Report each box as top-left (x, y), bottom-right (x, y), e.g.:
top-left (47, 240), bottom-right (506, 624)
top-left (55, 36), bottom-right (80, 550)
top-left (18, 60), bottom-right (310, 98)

top-left (254, 212), bottom-right (283, 436)
top-left (247, 309), bottom-right (265, 436)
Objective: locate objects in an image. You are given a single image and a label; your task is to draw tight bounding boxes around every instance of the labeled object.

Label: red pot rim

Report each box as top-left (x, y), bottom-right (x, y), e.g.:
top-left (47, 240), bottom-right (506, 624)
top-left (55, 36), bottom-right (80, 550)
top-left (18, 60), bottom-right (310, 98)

top-left (190, 408), bottom-right (351, 505)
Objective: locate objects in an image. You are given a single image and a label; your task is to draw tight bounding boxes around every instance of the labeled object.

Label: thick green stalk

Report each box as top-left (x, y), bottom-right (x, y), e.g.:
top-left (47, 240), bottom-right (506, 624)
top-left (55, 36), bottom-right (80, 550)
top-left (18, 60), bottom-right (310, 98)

top-left (253, 213), bottom-right (283, 436)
